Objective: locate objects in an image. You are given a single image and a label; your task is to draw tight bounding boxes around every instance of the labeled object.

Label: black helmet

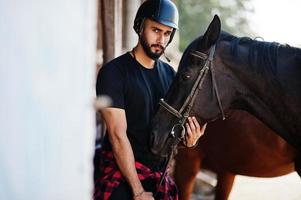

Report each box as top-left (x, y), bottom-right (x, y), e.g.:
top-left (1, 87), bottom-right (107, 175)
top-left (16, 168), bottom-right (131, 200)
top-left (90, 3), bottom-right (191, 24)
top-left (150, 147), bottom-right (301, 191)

top-left (133, 0), bottom-right (179, 44)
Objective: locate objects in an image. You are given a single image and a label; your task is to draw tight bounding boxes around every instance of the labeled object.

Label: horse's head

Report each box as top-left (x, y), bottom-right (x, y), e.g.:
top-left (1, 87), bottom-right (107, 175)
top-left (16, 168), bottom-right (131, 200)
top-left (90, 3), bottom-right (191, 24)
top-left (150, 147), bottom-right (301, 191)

top-left (150, 15), bottom-right (238, 156)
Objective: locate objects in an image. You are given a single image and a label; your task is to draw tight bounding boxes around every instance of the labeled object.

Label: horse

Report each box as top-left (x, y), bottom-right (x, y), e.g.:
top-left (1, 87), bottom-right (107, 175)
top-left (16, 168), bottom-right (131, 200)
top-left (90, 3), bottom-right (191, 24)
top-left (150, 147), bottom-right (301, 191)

top-left (173, 109), bottom-right (296, 200)
top-left (149, 15), bottom-right (301, 198)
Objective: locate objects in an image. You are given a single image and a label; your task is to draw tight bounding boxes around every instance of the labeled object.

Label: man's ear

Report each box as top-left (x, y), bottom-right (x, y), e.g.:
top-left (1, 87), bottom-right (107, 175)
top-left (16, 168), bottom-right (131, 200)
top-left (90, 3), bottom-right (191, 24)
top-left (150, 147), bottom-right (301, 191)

top-left (197, 15), bottom-right (221, 51)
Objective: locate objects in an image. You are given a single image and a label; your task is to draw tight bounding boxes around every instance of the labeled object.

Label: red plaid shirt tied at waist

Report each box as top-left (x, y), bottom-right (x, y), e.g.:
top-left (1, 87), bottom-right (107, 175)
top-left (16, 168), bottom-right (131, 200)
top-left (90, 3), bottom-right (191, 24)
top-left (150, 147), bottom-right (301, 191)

top-left (94, 151), bottom-right (178, 200)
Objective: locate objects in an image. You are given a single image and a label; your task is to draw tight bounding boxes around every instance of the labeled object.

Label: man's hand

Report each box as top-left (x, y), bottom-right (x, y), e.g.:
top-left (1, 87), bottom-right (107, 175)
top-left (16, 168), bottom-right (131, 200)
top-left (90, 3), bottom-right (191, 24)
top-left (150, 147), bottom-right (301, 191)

top-left (133, 191), bottom-right (154, 200)
top-left (184, 117), bottom-right (207, 147)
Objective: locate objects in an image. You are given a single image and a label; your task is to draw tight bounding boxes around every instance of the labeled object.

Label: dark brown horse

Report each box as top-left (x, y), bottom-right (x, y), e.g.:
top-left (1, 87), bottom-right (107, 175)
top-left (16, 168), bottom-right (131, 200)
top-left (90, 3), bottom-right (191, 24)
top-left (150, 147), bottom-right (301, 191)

top-left (150, 15), bottom-right (301, 167)
top-left (149, 15), bottom-right (301, 199)
top-left (173, 110), bottom-right (296, 200)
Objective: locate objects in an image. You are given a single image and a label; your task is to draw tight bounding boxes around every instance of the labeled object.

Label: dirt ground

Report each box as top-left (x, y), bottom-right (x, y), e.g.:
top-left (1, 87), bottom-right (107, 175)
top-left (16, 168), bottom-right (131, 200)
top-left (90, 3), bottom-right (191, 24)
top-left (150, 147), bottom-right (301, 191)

top-left (191, 171), bottom-right (301, 200)
top-left (229, 172), bottom-right (301, 200)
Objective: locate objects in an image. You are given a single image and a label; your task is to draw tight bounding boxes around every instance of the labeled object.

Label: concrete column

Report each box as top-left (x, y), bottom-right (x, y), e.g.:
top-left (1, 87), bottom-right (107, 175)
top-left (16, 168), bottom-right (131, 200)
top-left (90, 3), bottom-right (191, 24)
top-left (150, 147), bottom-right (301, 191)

top-left (0, 0), bottom-right (97, 199)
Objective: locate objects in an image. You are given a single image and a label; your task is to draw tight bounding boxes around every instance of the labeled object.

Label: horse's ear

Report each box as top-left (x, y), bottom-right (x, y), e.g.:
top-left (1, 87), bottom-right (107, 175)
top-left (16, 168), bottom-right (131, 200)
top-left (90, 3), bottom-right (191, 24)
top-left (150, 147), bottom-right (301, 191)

top-left (198, 15), bottom-right (221, 51)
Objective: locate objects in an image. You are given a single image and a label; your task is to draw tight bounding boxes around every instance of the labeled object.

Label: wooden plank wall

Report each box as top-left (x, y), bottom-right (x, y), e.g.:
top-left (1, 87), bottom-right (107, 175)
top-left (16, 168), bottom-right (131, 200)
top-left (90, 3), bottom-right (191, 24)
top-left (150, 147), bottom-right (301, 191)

top-left (100, 0), bottom-right (122, 64)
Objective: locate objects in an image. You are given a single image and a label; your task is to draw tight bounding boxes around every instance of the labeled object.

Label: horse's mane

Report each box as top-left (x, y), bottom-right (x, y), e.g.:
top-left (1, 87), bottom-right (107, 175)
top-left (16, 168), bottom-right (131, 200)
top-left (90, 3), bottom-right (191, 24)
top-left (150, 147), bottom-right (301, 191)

top-left (218, 32), bottom-right (283, 75)
top-left (180, 31), bottom-right (299, 75)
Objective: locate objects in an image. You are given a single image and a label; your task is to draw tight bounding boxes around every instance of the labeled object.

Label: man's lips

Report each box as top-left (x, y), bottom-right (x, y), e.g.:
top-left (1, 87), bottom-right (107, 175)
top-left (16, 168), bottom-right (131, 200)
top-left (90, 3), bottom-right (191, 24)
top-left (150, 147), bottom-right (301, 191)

top-left (151, 44), bottom-right (164, 50)
top-left (151, 44), bottom-right (164, 52)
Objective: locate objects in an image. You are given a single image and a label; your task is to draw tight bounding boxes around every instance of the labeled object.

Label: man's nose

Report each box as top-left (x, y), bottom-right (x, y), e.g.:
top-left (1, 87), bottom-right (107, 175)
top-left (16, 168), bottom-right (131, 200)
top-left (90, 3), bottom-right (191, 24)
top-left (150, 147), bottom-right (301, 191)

top-left (157, 33), bottom-right (165, 45)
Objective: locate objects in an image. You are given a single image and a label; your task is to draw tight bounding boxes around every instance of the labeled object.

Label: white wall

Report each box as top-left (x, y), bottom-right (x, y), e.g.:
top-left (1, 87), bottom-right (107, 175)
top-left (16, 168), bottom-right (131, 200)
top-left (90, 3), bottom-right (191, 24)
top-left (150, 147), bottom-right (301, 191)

top-left (0, 0), bottom-right (97, 199)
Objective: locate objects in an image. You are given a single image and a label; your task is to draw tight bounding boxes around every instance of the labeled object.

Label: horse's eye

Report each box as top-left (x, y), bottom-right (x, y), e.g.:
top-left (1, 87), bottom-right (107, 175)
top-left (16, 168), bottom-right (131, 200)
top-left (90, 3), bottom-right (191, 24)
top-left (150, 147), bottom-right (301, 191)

top-left (181, 73), bottom-right (191, 81)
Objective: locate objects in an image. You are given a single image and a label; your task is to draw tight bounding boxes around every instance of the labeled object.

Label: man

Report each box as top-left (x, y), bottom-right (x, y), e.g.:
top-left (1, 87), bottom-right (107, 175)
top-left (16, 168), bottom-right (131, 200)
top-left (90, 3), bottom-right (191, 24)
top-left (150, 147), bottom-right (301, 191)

top-left (94, 1), bottom-right (206, 199)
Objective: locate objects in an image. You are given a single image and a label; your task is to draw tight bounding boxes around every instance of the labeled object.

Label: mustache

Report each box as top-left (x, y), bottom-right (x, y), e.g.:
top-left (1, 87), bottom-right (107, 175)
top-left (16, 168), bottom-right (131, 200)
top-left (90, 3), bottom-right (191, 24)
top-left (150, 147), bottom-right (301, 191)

top-left (151, 44), bottom-right (165, 50)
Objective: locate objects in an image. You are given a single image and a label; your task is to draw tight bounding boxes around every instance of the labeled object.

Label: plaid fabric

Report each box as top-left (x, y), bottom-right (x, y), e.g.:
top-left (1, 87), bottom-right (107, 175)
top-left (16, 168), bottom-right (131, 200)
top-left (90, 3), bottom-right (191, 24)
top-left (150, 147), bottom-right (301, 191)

top-left (94, 151), bottom-right (178, 200)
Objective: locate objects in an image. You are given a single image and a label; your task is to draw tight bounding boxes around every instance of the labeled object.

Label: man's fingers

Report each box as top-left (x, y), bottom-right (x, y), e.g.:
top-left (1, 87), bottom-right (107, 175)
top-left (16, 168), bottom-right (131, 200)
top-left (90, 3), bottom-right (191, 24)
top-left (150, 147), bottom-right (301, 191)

top-left (201, 123), bottom-right (207, 132)
top-left (188, 117), bottom-right (196, 131)
top-left (192, 117), bottom-right (200, 129)
top-left (185, 123), bottom-right (192, 136)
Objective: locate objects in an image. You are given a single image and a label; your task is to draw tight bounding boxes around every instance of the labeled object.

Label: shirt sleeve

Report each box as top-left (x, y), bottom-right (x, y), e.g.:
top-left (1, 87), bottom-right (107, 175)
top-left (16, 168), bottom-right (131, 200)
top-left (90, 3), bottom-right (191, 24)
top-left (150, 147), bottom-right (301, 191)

top-left (96, 64), bottom-right (125, 109)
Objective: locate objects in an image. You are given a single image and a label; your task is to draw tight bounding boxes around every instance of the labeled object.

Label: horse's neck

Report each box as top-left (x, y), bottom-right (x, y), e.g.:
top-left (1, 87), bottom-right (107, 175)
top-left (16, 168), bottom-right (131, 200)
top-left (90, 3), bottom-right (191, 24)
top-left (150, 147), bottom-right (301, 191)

top-left (227, 45), bottom-right (301, 149)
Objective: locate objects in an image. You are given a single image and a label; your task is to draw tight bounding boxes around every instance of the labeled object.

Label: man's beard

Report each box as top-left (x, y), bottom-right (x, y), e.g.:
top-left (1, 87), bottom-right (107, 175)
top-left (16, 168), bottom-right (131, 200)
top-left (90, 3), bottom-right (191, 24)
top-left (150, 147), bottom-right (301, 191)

top-left (139, 35), bottom-right (165, 60)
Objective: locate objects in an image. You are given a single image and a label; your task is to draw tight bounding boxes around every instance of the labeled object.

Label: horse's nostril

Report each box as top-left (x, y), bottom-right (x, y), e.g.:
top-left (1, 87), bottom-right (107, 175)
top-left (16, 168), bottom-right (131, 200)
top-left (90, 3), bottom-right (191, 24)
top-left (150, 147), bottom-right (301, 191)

top-left (149, 131), bottom-right (156, 145)
top-left (149, 131), bottom-right (162, 155)
top-left (150, 146), bottom-right (160, 155)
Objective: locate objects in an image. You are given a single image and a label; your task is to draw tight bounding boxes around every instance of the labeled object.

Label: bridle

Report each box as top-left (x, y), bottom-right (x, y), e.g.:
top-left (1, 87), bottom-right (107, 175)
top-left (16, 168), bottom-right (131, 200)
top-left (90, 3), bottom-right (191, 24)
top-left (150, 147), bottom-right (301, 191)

top-left (158, 44), bottom-right (226, 142)
top-left (154, 44), bottom-right (226, 198)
